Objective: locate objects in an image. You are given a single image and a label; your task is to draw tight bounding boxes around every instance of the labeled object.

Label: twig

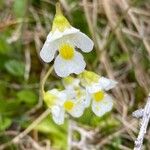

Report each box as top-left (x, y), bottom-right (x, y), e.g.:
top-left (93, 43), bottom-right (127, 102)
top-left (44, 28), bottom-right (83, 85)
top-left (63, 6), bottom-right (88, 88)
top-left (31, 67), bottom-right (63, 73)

top-left (131, 8), bottom-right (150, 17)
top-left (24, 46), bottom-right (31, 81)
top-left (20, 135), bottom-right (45, 150)
top-left (132, 108), bottom-right (144, 119)
top-left (71, 122), bottom-right (95, 150)
top-left (97, 121), bottom-right (137, 149)
top-left (122, 0), bottom-right (150, 56)
top-left (133, 94), bottom-right (150, 150)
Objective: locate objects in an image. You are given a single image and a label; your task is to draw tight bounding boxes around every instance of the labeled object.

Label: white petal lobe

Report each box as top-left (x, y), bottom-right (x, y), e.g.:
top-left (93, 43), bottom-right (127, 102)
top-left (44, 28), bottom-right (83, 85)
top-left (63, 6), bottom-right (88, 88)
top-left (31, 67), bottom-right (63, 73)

top-left (54, 51), bottom-right (86, 77)
top-left (47, 27), bottom-right (79, 42)
top-left (84, 91), bottom-right (91, 108)
top-left (72, 32), bottom-right (94, 52)
top-left (51, 106), bottom-right (65, 125)
top-left (69, 102), bottom-right (85, 118)
top-left (98, 77), bottom-right (117, 91)
top-left (86, 83), bottom-right (102, 94)
top-left (92, 94), bottom-right (113, 117)
top-left (40, 39), bottom-right (57, 63)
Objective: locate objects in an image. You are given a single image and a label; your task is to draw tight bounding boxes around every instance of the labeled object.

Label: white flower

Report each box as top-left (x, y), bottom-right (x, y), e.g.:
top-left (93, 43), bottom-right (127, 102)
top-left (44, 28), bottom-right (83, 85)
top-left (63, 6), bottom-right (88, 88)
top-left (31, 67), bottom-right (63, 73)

top-left (40, 3), bottom-right (94, 77)
top-left (91, 90), bottom-right (113, 117)
top-left (79, 70), bottom-right (117, 116)
top-left (79, 70), bottom-right (117, 93)
top-left (44, 88), bottom-right (88, 125)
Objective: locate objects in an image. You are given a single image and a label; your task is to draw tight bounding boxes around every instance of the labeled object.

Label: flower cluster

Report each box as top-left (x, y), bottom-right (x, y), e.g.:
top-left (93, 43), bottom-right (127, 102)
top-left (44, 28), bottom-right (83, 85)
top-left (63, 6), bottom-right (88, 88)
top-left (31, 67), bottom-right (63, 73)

top-left (44, 71), bottom-right (117, 125)
top-left (40, 3), bottom-right (118, 125)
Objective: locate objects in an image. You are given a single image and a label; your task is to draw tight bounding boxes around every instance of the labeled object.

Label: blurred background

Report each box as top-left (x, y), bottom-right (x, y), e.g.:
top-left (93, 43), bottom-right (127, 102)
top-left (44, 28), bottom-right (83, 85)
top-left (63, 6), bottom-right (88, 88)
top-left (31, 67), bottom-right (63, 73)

top-left (0, 0), bottom-right (150, 149)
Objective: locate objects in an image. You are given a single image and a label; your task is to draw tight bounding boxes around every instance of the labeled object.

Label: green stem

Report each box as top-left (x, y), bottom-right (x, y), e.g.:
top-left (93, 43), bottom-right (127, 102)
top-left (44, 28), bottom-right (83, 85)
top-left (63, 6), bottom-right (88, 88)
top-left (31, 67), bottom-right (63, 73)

top-left (41, 65), bottom-right (54, 98)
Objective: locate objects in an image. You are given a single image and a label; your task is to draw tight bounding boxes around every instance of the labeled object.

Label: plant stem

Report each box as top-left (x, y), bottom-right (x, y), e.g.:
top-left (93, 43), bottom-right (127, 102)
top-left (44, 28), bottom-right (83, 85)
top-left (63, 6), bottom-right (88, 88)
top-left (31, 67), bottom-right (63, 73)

top-left (41, 65), bottom-right (54, 97)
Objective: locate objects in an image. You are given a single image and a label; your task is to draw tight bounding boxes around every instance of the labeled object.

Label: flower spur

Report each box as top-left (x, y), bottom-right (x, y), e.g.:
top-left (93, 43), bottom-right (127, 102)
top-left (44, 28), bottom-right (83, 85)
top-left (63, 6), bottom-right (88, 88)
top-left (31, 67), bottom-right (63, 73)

top-left (79, 71), bottom-right (117, 117)
top-left (44, 88), bottom-right (89, 125)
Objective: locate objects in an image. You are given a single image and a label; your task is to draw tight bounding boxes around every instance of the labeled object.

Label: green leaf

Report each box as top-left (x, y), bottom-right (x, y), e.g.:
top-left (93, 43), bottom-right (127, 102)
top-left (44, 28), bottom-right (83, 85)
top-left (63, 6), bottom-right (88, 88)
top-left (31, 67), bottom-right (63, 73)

top-left (35, 117), bottom-right (66, 135)
top-left (0, 117), bottom-right (12, 131)
top-left (0, 86), bottom-right (6, 100)
top-left (5, 60), bottom-right (25, 77)
top-left (0, 36), bottom-right (11, 54)
top-left (13, 0), bottom-right (26, 18)
top-left (0, 55), bottom-right (8, 69)
top-left (16, 90), bottom-right (38, 105)
top-left (0, 99), bottom-right (21, 116)
top-left (35, 117), bottom-right (67, 150)
top-left (110, 137), bottom-right (122, 149)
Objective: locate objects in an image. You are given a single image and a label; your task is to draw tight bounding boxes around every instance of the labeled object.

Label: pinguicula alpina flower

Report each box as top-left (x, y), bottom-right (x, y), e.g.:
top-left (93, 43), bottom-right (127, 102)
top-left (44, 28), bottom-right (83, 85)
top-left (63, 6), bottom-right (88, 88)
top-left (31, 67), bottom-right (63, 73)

top-left (79, 70), bottom-right (117, 116)
top-left (40, 3), bottom-right (94, 77)
top-left (44, 88), bottom-right (89, 125)
top-left (90, 91), bottom-right (113, 117)
top-left (79, 70), bottom-right (117, 93)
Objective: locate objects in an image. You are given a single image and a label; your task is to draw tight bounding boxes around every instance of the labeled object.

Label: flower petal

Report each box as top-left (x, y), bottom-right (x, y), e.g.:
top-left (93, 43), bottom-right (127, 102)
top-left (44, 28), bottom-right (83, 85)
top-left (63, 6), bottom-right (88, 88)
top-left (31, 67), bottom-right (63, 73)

top-left (86, 83), bottom-right (102, 94)
top-left (47, 31), bottom-right (62, 43)
top-left (48, 89), bottom-right (67, 106)
top-left (63, 27), bottom-right (79, 37)
top-left (92, 94), bottom-right (113, 117)
top-left (84, 91), bottom-right (91, 108)
top-left (98, 77), bottom-right (117, 91)
top-left (54, 51), bottom-right (86, 77)
top-left (64, 89), bottom-right (76, 99)
top-left (40, 38), bottom-right (58, 63)
top-left (69, 101), bottom-right (85, 118)
top-left (47, 27), bottom-right (79, 43)
top-left (51, 105), bottom-right (65, 125)
top-left (71, 32), bottom-right (94, 52)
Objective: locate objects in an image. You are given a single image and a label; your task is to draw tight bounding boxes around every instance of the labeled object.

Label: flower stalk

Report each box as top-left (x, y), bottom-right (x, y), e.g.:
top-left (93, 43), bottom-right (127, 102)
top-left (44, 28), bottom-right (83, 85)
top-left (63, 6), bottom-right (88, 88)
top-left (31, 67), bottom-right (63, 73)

top-left (41, 65), bottom-right (54, 98)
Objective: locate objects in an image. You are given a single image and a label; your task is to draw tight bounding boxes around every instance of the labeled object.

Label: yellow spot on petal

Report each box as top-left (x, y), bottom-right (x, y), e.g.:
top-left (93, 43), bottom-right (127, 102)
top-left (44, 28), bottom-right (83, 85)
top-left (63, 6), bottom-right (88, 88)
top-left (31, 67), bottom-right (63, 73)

top-left (59, 43), bottom-right (74, 60)
top-left (93, 91), bottom-right (104, 102)
top-left (52, 3), bottom-right (71, 32)
top-left (64, 100), bottom-right (74, 111)
top-left (44, 92), bottom-right (57, 107)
